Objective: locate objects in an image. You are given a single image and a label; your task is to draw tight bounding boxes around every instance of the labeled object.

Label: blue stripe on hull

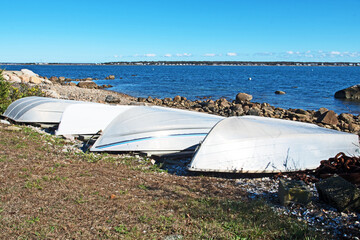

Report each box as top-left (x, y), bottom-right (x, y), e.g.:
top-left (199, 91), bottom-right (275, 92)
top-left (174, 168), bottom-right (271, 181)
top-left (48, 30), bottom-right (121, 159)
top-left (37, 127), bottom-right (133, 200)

top-left (95, 133), bottom-right (207, 149)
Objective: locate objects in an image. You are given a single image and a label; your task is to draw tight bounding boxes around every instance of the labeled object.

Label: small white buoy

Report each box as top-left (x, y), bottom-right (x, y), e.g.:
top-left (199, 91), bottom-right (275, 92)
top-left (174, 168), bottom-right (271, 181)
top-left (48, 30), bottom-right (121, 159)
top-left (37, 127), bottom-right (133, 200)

top-left (248, 77), bottom-right (252, 80)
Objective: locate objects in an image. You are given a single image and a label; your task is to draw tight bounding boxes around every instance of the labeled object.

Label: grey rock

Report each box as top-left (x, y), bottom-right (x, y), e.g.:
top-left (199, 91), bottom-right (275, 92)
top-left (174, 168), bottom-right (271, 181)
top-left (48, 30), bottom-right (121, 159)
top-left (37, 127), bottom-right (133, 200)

top-left (335, 84), bottom-right (360, 100)
top-left (247, 107), bottom-right (261, 116)
top-left (163, 235), bottom-right (183, 240)
top-left (316, 175), bottom-right (360, 212)
top-left (105, 95), bottom-right (121, 103)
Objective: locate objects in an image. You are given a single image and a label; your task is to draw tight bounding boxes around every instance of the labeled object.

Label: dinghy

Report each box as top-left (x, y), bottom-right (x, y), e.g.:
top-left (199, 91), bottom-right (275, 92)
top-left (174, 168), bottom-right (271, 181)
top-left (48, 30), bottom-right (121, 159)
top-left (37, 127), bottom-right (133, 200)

top-left (91, 106), bottom-right (224, 156)
top-left (2, 96), bottom-right (92, 123)
top-left (56, 104), bottom-right (134, 136)
top-left (188, 116), bottom-right (359, 173)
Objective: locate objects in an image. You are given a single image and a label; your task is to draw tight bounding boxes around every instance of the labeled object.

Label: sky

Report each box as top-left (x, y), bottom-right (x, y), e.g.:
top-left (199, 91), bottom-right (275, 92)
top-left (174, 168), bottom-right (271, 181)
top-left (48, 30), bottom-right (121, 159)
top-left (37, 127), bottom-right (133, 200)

top-left (1, 0), bottom-right (359, 63)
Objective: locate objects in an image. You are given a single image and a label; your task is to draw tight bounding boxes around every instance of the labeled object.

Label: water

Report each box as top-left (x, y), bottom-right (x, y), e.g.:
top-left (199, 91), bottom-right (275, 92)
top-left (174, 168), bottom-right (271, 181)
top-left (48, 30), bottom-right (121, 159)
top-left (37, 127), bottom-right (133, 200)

top-left (2, 65), bottom-right (360, 114)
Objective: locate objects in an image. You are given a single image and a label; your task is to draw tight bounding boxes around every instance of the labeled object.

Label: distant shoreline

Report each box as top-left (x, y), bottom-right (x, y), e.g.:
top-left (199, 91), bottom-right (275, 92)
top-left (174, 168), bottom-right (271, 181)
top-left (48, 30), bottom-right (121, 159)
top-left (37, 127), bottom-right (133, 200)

top-left (1, 61), bottom-right (359, 67)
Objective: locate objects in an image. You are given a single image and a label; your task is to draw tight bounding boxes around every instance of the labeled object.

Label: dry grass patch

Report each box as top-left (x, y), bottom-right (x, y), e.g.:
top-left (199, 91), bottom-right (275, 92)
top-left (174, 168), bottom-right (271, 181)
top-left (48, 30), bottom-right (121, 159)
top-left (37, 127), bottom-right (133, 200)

top-left (0, 124), bottom-right (323, 239)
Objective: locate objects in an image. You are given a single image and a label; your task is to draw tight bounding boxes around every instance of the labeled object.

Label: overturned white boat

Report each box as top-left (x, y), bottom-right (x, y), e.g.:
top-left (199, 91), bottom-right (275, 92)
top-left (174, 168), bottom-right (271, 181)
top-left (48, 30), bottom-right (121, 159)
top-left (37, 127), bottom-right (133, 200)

top-left (56, 104), bottom-right (134, 136)
top-left (2, 96), bottom-right (91, 123)
top-left (91, 106), bottom-right (224, 155)
top-left (188, 116), bottom-right (360, 173)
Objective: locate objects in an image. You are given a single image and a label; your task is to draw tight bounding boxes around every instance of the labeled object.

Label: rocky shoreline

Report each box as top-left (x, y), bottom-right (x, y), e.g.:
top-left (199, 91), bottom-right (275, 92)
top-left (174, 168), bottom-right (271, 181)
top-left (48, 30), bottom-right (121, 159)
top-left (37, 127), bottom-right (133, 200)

top-left (2, 69), bottom-right (360, 238)
top-left (3, 69), bottom-right (360, 135)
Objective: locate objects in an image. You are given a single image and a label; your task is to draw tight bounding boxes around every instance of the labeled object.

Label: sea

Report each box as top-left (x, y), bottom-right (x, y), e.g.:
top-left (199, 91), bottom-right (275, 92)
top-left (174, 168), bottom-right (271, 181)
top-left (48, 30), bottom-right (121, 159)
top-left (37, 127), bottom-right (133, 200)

top-left (1, 64), bottom-right (360, 114)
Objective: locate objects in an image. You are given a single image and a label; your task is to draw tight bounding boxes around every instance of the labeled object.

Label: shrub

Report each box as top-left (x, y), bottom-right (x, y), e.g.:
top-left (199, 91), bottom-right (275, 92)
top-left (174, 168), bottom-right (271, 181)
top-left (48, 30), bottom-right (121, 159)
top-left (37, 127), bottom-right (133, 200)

top-left (0, 70), bottom-right (44, 113)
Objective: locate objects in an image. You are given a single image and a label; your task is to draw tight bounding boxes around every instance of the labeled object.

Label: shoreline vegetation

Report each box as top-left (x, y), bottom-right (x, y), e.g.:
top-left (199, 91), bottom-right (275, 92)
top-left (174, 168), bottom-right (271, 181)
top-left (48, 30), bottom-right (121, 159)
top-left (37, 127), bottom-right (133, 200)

top-left (1, 61), bottom-right (360, 66)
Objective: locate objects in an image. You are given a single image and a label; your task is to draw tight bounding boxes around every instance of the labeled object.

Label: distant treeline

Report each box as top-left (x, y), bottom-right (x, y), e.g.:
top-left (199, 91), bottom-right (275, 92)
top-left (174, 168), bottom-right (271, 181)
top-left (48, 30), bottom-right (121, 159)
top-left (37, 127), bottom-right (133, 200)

top-left (103, 61), bottom-right (359, 66)
top-left (1, 61), bottom-right (359, 66)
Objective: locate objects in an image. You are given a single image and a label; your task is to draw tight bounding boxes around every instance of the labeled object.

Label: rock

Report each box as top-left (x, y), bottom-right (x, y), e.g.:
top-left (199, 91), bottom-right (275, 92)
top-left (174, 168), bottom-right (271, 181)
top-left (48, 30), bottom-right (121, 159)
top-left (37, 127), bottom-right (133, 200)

top-left (316, 175), bottom-right (360, 212)
top-left (105, 95), bottom-right (121, 103)
top-left (173, 95), bottom-right (182, 102)
top-left (105, 75), bottom-right (115, 80)
top-left (235, 93), bottom-right (252, 103)
top-left (164, 235), bottom-right (183, 240)
top-left (146, 96), bottom-right (153, 103)
top-left (348, 123), bottom-right (360, 132)
top-left (42, 89), bottom-right (60, 98)
top-left (2, 74), bottom-right (10, 81)
top-left (9, 75), bottom-right (22, 83)
top-left (43, 79), bottom-right (53, 85)
top-left (316, 110), bottom-right (339, 126)
top-left (247, 107), bottom-right (261, 116)
top-left (77, 81), bottom-right (98, 89)
top-left (339, 113), bottom-right (354, 124)
top-left (4, 126), bottom-right (22, 131)
top-left (137, 97), bottom-right (146, 102)
top-left (163, 98), bottom-right (172, 103)
top-left (49, 76), bottom-right (58, 82)
top-left (335, 84), bottom-right (360, 100)
top-left (0, 119), bottom-right (10, 125)
top-left (314, 107), bottom-right (329, 118)
top-left (275, 90), bottom-right (286, 95)
top-left (295, 109), bottom-right (308, 115)
top-left (278, 179), bottom-right (311, 206)
top-left (21, 69), bottom-right (38, 77)
top-left (29, 76), bottom-right (42, 84)
top-left (153, 98), bottom-right (163, 105)
top-left (65, 82), bottom-right (77, 87)
top-left (19, 75), bottom-right (30, 83)
top-left (58, 76), bottom-right (66, 81)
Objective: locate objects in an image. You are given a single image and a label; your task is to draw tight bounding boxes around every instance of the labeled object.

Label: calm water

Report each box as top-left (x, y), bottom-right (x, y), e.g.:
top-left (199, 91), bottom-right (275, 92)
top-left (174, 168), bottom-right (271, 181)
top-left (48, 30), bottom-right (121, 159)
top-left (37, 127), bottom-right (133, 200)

top-left (2, 65), bottom-right (360, 114)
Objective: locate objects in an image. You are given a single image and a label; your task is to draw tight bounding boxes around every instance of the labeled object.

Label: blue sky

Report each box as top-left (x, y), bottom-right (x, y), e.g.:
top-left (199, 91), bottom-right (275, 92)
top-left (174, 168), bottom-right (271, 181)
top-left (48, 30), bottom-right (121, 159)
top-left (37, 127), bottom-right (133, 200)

top-left (1, 0), bottom-right (359, 63)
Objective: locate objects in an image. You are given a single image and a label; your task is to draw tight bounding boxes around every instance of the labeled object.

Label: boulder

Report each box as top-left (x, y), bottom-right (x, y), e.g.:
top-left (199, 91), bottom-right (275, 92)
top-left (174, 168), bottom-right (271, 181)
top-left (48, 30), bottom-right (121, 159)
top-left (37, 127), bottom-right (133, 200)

top-left (77, 81), bottom-right (98, 89)
top-left (43, 89), bottom-right (60, 98)
top-left (58, 76), bottom-right (66, 81)
top-left (247, 107), bottom-right (261, 116)
top-left (105, 75), bottom-right (115, 80)
top-left (2, 74), bottom-right (10, 81)
top-left (49, 76), bottom-right (58, 82)
top-left (138, 97), bottom-right (146, 102)
top-left (173, 95), bottom-right (182, 102)
top-left (146, 96), bottom-right (154, 103)
top-left (9, 75), bottom-right (22, 83)
top-left (21, 69), bottom-right (38, 77)
top-left (339, 113), bottom-right (354, 124)
top-left (29, 76), bottom-right (42, 84)
top-left (314, 107), bottom-right (329, 118)
top-left (334, 84), bottom-right (360, 100)
top-left (235, 93), bottom-right (252, 103)
top-left (348, 123), bottom-right (360, 132)
top-left (278, 179), bottom-right (311, 206)
top-left (316, 175), bottom-right (360, 212)
top-left (275, 90), bottom-right (286, 95)
top-left (316, 110), bottom-right (338, 126)
top-left (20, 75), bottom-right (30, 83)
top-left (105, 95), bottom-right (121, 103)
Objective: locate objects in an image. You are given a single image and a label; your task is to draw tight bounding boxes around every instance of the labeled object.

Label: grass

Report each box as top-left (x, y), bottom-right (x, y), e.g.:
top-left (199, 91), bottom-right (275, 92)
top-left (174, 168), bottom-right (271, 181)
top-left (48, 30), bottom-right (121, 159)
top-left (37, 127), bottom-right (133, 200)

top-left (0, 124), bottom-right (325, 239)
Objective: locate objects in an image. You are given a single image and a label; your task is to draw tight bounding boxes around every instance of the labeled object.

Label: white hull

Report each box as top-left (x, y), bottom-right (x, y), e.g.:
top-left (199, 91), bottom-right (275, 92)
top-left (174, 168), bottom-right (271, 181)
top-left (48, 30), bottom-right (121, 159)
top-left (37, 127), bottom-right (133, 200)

top-left (188, 116), bottom-right (360, 173)
top-left (56, 104), bottom-right (134, 136)
top-left (2, 96), bottom-right (91, 123)
top-left (91, 106), bottom-right (224, 155)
